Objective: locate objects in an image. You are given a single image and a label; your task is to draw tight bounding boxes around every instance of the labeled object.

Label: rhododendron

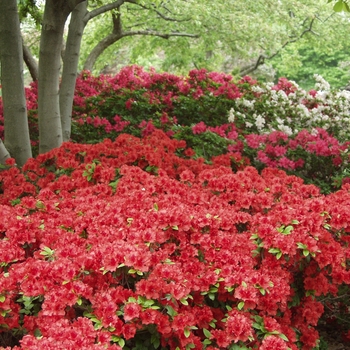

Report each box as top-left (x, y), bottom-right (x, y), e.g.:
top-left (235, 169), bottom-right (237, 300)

top-left (1, 68), bottom-right (350, 348)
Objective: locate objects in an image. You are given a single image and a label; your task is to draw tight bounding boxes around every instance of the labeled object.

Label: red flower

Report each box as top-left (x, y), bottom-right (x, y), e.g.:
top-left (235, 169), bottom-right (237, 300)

top-left (226, 310), bottom-right (253, 342)
top-left (123, 302), bottom-right (142, 322)
top-left (259, 335), bottom-right (289, 350)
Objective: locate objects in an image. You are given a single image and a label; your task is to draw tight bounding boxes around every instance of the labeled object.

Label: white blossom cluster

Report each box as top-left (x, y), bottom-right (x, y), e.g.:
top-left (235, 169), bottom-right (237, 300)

top-left (227, 75), bottom-right (350, 141)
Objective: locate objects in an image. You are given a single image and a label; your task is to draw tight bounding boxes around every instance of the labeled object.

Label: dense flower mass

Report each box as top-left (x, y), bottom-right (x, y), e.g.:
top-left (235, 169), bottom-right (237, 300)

top-left (1, 67), bottom-right (350, 349)
top-left (0, 129), bottom-right (349, 349)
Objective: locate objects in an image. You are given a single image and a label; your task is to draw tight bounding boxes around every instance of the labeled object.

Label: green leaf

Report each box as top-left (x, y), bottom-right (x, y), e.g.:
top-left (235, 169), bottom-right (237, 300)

top-left (252, 322), bottom-right (264, 331)
top-left (279, 333), bottom-right (289, 341)
top-left (268, 248), bottom-right (281, 255)
top-left (209, 320), bottom-right (216, 328)
top-left (208, 293), bottom-right (215, 300)
top-left (165, 305), bottom-right (177, 317)
top-left (283, 225), bottom-right (294, 235)
top-left (334, 1), bottom-right (346, 11)
top-left (203, 328), bottom-right (211, 338)
top-left (237, 301), bottom-right (245, 310)
top-left (184, 328), bottom-right (191, 338)
top-left (0, 295), bottom-right (5, 303)
top-left (296, 242), bottom-right (307, 250)
top-left (180, 298), bottom-right (189, 305)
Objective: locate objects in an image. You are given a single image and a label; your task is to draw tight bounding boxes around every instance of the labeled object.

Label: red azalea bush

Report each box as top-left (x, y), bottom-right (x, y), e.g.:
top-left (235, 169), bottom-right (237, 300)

top-left (0, 130), bottom-right (350, 349)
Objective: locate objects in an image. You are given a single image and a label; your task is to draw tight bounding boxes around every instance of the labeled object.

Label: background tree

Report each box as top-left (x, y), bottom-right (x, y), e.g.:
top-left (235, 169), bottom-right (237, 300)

top-left (78, 0), bottom-right (350, 88)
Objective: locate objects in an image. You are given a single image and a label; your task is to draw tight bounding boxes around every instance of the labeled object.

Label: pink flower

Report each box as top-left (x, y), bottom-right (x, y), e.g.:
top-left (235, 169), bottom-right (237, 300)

top-left (192, 121), bottom-right (207, 134)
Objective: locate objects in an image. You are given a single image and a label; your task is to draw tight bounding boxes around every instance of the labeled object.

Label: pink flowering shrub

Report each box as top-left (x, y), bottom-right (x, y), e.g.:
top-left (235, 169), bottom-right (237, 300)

top-left (70, 66), bottom-right (242, 142)
top-left (0, 130), bottom-right (350, 349)
top-left (2, 66), bottom-right (350, 193)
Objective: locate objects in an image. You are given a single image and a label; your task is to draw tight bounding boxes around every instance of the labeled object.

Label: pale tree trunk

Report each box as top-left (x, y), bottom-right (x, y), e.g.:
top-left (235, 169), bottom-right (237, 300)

top-left (38, 0), bottom-right (68, 154)
top-left (59, 0), bottom-right (125, 142)
top-left (0, 0), bottom-right (32, 166)
top-left (38, 0), bottom-right (83, 154)
top-left (0, 140), bottom-right (11, 166)
top-left (60, 1), bottom-right (88, 142)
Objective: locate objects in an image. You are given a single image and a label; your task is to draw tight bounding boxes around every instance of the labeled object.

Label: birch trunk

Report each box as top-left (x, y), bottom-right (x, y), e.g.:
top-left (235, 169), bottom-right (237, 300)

top-left (60, 1), bottom-right (88, 142)
top-left (0, 0), bottom-right (32, 166)
top-left (38, 0), bottom-right (70, 154)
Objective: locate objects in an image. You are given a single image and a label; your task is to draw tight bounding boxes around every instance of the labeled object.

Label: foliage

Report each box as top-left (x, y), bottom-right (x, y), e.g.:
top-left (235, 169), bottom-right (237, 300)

top-left (328, 0), bottom-right (350, 12)
top-left (270, 43), bottom-right (350, 90)
top-left (0, 132), bottom-right (350, 349)
top-left (77, 0), bottom-right (350, 81)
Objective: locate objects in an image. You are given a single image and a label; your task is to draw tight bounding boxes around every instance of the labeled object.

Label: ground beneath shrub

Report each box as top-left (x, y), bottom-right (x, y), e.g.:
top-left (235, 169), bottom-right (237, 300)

top-left (318, 326), bottom-right (350, 350)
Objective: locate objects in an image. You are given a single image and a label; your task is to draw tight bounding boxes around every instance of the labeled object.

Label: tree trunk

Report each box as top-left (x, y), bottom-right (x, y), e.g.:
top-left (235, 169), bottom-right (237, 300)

top-left (38, 0), bottom-right (67, 154)
top-left (60, 1), bottom-right (88, 142)
top-left (0, 140), bottom-right (11, 166)
top-left (23, 40), bottom-right (39, 82)
top-left (38, 0), bottom-right (83, 154)
top-left (59, 0), bottom-right (125, 141)
top-left (0, 0), bottom-right (33, 166)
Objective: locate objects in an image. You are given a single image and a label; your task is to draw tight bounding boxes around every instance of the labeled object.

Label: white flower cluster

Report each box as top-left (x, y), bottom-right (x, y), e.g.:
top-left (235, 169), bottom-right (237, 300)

top-left (227, 75), bottom-right (350, 142)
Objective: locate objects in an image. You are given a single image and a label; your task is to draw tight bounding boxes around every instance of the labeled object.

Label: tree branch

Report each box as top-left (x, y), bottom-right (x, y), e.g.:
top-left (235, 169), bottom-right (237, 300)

top-left (22, 39), bottom-right (38, 81)
top-left (112, 8), bottom-right (122, 36)
top-left (83, 28), bottom-right (199, 71)
top-left (127, 0), bottom-right (191, 22)
top-left (239, 17), bottom-right (317, 76)
top-left (122, 29), bottom-right (199, 39)
top-left (87, 0), bottom-right (126, 21)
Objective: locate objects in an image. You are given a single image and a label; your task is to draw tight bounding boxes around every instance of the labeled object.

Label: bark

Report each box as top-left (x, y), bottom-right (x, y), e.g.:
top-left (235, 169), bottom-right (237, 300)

top-left (60, 1), bottom-right (88, 142)
top-left (22, 41), bottom-right (39, 82)
top-left (59, 0), bottom-right (125, 142)
top-left (0, 0), bottom-right (33, 166)
top-left (38, 0), bottom-right (83, 154)
top-left (0, 140), bottom-right (11, 166)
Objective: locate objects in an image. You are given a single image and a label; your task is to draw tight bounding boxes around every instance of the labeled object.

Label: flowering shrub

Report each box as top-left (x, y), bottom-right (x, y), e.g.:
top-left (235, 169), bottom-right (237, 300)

top-left (71, 66), bottom-right (242, 142)
top-left (2, 66), bottom-right (350, 193)
top-left (1, 130), bottom-right (350, 349)
top-left (228, 75), bottom-right (350, 142)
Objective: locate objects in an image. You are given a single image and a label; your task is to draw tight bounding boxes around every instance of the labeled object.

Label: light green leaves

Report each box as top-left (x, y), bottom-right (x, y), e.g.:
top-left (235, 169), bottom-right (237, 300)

top-left (328, 0), bottom-right (350, 12)
top-left (40, 246), bottom-right (55, 261)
